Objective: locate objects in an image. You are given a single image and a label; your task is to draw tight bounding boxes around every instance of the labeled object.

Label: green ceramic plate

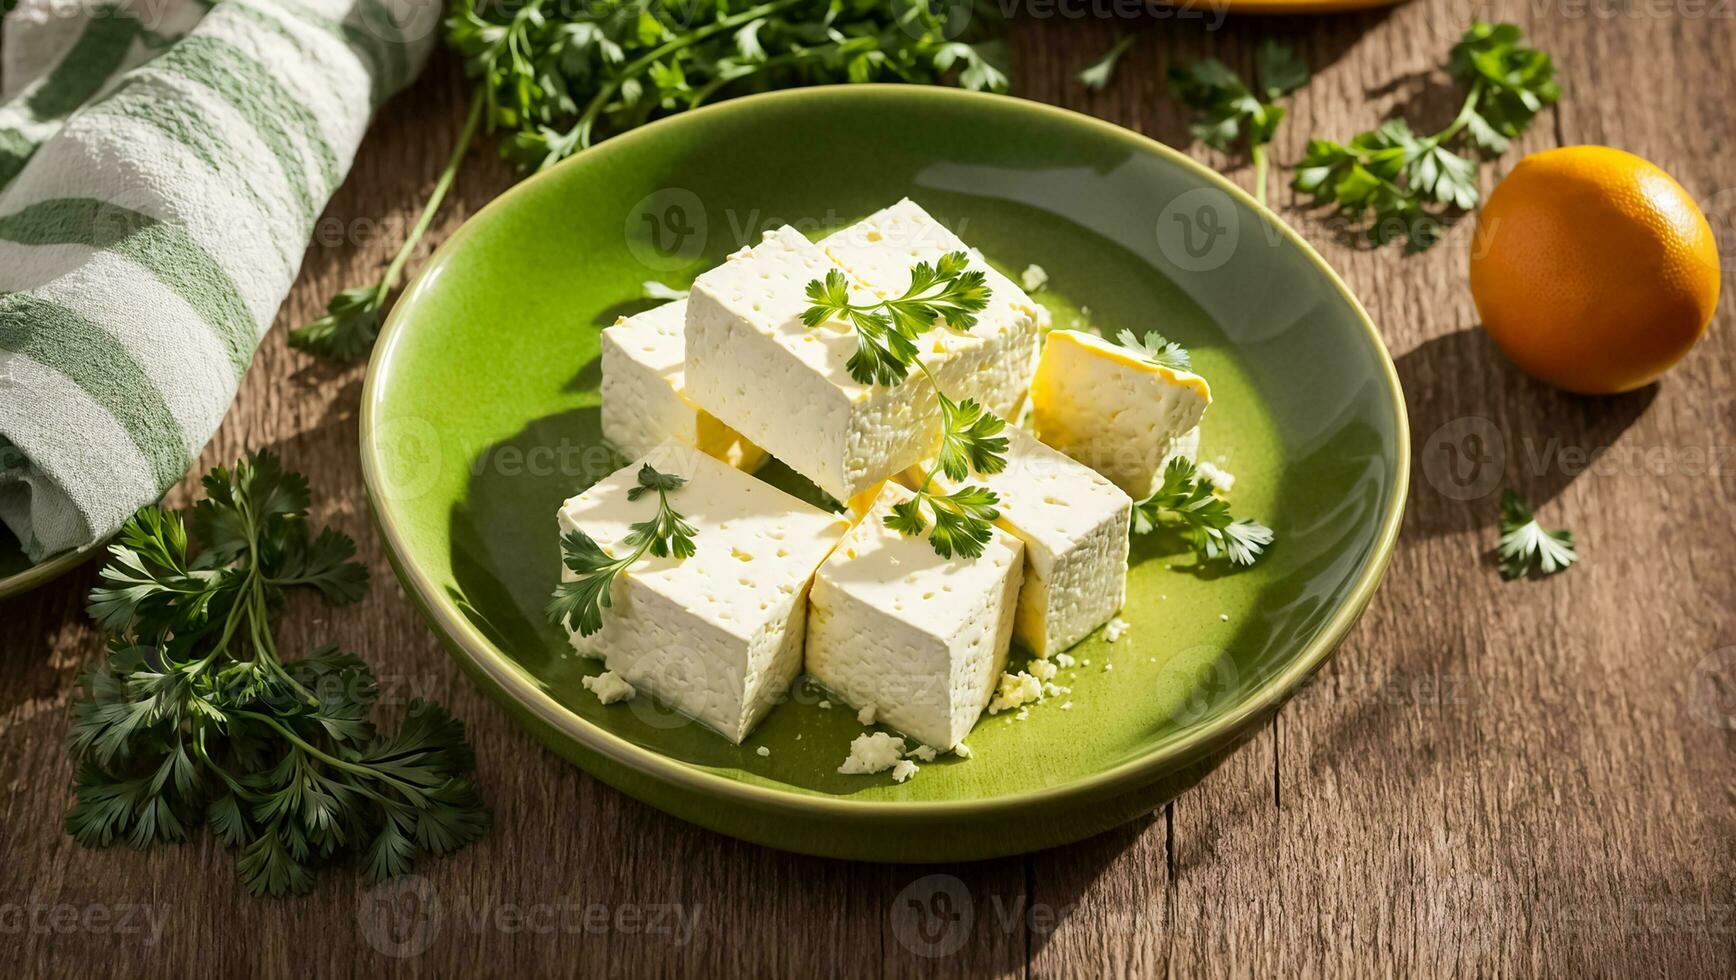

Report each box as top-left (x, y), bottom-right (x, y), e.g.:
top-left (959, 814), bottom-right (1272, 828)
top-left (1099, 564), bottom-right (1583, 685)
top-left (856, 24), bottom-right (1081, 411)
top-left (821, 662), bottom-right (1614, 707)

top-left (361, 86), bottom-right (1408, 862)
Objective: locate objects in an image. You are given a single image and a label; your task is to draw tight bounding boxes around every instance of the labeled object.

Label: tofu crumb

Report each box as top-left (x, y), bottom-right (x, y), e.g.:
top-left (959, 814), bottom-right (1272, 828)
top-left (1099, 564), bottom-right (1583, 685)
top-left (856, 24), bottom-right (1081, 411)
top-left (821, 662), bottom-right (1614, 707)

top-left (987, 670), bottom-right (1044, 714)
top-left (891, 759), bottom-right (919, 783)
top-left (1029, 658), bottom-right (1058, 682)
top-left (1104, 663), bottom-right (1114, 672)
top-left (909, 745), bottom-right (938, 762)
top-left (756, 746), bottom-right (770, 757)
top-left (1196, 460), bottom-right (1236, 493)
top-left (1014, 708), bottom-right (1029, 720)
top-left (1103, 617), bottom-right (1130, 643)
top-left (1061, 701), bottom-right (1074, 710)
top-left (1055, 653), bottom-right (1077, 669)
top-left (953, 742), bottom-right (972, 758)
top-left (581, 670), bottom-right (635, 704)
top-left (837, 732), bottom-right (904, 775)
top-left (856, 704), bottom-right (876, 725)
top-left (1083, 659), bottom-right (1092, 667)
top-left (1219, 613), bottom-right (1230, 622)
top-left (1020, 264), bottom-right (1049, 293)
top-left (796, 734), bottom-right (802, 740)
top-left (818, 699), bottom-right (831, 709)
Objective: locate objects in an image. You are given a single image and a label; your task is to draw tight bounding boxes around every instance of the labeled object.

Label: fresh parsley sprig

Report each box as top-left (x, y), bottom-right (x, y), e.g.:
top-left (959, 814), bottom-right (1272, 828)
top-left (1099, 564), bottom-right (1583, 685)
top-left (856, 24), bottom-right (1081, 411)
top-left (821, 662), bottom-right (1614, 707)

top-left (548, 464), bottom-right (698, 636)
top-left (801, 253), bottom-right (1005, 558)
top-left (1133, 459), bottom-right (1274, 567)
top-left (1169, 40), bottom-right (1309, 207)
top-left (1294, 22), bottom-right (1559, 250)
top-left (893, 388), bottom-right (1009, 559)
top-left (1116, 328), bottom-right (1193, 372)
top-left (67, 452), bottom-right (488, 897)
top-left (800, 252), bottom-right (990, 387)
top-left (1495, 490), bottom-right (1576, 580)
top-left (295, 0), bottom-right (1009, 362)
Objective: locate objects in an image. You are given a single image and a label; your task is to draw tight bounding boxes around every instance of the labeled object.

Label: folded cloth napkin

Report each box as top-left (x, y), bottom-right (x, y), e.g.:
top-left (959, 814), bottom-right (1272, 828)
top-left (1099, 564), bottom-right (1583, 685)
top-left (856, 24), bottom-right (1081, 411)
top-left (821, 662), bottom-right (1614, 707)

top-left (0, 0), bottom-right (434, 562)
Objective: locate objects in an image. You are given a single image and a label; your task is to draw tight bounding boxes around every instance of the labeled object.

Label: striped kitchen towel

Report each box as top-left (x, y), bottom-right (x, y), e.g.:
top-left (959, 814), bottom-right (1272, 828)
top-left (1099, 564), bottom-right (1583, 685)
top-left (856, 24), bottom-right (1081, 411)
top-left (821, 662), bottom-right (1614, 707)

top-left (0, 0), bottom-right (436, 562)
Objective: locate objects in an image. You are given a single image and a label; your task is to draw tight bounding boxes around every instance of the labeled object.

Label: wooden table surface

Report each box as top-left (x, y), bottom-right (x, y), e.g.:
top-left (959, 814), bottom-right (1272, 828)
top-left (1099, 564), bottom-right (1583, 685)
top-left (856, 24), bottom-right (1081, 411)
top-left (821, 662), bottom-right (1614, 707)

top-left (5, 2), bottom-right (1733, 975)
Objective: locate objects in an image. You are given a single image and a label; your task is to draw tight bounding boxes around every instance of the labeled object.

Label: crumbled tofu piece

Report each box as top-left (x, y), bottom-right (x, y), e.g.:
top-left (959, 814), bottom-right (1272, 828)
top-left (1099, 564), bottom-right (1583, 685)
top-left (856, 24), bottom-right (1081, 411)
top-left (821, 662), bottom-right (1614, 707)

top-left (857, 704), bottom-right (876, 726)
top-left (819, 699), bottom-right (831, 709)
top-left (953, 742), bottom-right (972, 758)
top-left (582, 670), bottom-right (636, 705)
top-left (1055, 653), bottom-right (1076, 669)
top-left (1029, 658), bottom-right (1058, 682)
top-left (1220, 613), bottom-right (1230, 622)
top-left (1021, 264), bottom-right (1049, 293)
top-left (837, 732), bottom-right (906, 775)
top-left (1014, 708), bottom-right (1030, 720)
top-left (1103, 617), bottom-right (1130, 643)
top-left (908, 745), bottom-right (938, 762)
top-left (756, 746), bottom-right (770, 757)
top-left (1061, 701), bottom-right (1074, 711)
top-left (892, 759), bottom-right (919, 783)
top-left (987, 670), bottom-right (1043, 714)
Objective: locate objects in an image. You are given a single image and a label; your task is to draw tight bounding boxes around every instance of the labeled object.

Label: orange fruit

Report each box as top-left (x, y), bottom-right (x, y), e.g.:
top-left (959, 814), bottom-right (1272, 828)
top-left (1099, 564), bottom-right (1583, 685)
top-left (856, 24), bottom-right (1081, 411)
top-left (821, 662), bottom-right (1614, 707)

top-left (1469, 146), bottom-right (1721, 394)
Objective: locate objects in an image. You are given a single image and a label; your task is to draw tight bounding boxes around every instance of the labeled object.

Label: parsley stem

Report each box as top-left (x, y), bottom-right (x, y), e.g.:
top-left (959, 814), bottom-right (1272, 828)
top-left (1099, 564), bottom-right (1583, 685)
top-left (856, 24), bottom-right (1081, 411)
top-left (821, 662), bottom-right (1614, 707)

top-left (1252, 142), bottom-right (1269, 208)
top-left (1431, 79), bottom-right (1486, 147)
top-left (374, 88), bottom-right (485, 308)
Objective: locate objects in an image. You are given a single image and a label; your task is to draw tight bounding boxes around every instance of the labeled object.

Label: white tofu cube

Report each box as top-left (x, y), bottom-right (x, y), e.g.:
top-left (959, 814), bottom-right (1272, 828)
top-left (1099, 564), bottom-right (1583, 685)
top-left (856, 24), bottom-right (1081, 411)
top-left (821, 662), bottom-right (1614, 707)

top-left (600, 301), bottom-right (765, 470)
top-left (909, 427), bottom-right (1132, 658)
top-left (821, 198), bottom-right (1047, 418)
top-left (558, 443), bottom-right (849, 743)
top-left (1031, 329), bottom-right (1212, 500)
top-left (805, 483), bottom-right (1024, 749)
top-left (685, 226), bottom-right (985, 503)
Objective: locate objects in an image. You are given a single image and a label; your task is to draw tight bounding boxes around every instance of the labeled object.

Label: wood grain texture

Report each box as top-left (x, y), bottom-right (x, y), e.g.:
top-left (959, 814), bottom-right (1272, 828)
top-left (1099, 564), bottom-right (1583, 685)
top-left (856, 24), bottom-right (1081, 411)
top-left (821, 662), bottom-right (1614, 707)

top-left (3, 3), bottom-right (1732, 975)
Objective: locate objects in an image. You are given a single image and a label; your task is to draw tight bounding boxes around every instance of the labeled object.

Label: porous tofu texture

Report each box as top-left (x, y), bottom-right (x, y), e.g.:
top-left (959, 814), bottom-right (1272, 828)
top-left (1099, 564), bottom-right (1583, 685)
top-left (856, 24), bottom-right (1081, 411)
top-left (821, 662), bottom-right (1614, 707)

top-left (806, 483), bottom-right (1024, 749)
top-left (908, 426), bottom-right (1132, 658)
top-left (685, 226), bottom-right (989, 503)
top-left (1031, 329), bottom-right (1212, 501)
top-left (558, 443), bottom-right (849, 743)
top-left (600, 300), bottom-right (765, 470)
top-left (820, 198), bottom-right (1048, 419)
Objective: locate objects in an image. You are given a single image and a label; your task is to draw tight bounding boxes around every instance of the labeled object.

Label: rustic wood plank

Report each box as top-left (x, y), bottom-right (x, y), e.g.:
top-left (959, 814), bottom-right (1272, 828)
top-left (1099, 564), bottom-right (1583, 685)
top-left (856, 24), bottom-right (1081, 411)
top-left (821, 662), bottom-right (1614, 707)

top-left (3, 3), bottom-right (1732, 976)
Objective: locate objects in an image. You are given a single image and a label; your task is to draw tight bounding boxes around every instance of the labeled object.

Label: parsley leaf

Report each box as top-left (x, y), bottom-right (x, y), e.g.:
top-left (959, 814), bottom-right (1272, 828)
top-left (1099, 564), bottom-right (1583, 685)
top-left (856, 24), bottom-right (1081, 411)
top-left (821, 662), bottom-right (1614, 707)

top-left (801, 252), bottom-right (988, 388)
top-left (67, 452), bottom-right (488, 897)
top-left (803, 254), bottom-right (1006, 559)
top-left (1169, 40), bottom-right (1309, 206)
top-left (1495, 490), bottom-right (1577, 580)
top-left (1132, 457), bottom-right (1275, 567)
top-left (1115, 329), bottom-right (1193, 372)
top-left (548, 463), bottom-right (698, 636)
top-left (1077, 33), bottom-right (1137, 91)
top-left (298, 0), bottom-right (1010, 361)
top-left (1294, 21), bottom-right (1558, 251)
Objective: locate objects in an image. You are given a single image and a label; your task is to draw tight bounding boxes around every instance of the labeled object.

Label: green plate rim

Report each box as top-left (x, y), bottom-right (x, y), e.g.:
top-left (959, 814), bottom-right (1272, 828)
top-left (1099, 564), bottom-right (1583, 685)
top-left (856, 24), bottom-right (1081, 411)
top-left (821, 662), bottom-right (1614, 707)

top-left (360, 84), bottom-right (1411, 817)
top-left (0, 541), bottom-right (96, 601)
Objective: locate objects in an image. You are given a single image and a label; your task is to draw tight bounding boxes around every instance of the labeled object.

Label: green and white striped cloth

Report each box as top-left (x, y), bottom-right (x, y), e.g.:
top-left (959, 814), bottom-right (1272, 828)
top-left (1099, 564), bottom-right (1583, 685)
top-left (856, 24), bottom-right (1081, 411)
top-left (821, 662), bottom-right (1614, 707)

top-left (0, 0), bottom-right (434, 562)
